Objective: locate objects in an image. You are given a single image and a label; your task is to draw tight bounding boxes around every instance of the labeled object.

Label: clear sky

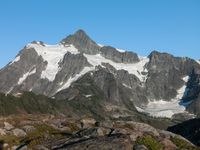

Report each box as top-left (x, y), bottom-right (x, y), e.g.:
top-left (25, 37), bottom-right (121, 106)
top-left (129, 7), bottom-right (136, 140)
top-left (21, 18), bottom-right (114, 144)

top-left (0, 0), bottom-right (200, 68)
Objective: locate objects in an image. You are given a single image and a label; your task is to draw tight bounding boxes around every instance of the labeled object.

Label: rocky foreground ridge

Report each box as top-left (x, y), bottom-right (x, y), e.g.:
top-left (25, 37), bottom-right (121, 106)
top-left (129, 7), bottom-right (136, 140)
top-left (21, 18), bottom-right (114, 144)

top-left (0, 115), bottom-right (198, 150)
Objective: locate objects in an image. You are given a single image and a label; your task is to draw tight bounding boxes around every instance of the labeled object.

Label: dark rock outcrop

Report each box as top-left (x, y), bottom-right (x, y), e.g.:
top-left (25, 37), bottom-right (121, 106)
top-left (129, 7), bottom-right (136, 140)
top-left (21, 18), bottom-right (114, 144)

top-left (100, 46), bottom-right (139, 63)
top-left (145, 51), bottom-right (200, 101)
top-left (168, 118), bottom-right (200, 146)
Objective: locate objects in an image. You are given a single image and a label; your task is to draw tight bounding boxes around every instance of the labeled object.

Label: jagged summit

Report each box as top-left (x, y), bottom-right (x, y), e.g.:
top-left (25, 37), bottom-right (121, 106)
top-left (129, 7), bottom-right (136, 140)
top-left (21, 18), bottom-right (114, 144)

top-left (73, 29), bottom-right (90, 38)
top-left (60, 29), bottom-right (100, 54)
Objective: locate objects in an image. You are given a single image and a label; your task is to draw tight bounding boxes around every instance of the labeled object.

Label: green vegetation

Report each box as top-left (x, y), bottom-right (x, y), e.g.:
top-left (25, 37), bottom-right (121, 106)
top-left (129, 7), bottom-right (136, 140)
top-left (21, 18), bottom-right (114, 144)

top-left (24, 124), bottom-right (62, 148)
top-left (122, 123), bottom-right (135, 130)
top-left (170, 136), bottom-right (200, 150)
top-left (67, 122), bottom-right (80, 132)
top-left (0, 124), bottom-right (64, 149)
top-left (0, 135), bottom-right (20, 148)
top-left (0, 92), bottom-right (60, 116)
top-left (135, 135), bottom-right (164, 150)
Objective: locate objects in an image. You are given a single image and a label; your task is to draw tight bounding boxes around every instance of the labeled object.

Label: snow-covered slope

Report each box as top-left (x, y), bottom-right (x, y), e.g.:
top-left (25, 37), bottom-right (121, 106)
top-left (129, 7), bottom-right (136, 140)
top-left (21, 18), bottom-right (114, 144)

top-left (26, 43), bottom-right (79, 81)
top-left (7, 40), bottom-right (150, 97)
top-left (136, 76), bottom-right (191, 118)
top-left (84, 54), bottom-right (149, 82)
top-left (23, 41), bottom-right (149, 87)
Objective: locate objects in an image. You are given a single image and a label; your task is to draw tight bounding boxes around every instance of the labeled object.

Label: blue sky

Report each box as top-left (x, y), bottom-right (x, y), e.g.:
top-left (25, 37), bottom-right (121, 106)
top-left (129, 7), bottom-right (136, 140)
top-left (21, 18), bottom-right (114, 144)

top-left (0, 0), bottom-right (200, 68)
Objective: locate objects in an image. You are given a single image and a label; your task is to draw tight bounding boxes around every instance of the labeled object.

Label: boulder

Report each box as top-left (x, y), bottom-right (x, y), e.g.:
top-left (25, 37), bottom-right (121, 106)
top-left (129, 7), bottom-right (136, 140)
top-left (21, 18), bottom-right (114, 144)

top-left (4, 122), bottom-right (14, 130)
top-left (12, 128), bottom-right (27, 137)
top-left (0, 128), bottom-right (6, 136)
top-left (22, 125), bottom-right (36, 133)
top-left (80, 118), bottom-right (96, 128)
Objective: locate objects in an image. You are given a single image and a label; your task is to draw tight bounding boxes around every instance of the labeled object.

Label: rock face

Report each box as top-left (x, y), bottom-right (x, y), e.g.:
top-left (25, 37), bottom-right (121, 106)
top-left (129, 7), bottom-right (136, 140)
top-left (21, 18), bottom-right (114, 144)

top-left (60, 29), bottom-right (100, 54)
top-left (183, 69), bottom-right (200, 115)
top-left (0, 47), bottom-right (45, 94)
top-left (100, 46), bottom-right (139, 63)
top-left (146, 51), bottom-right (200, 101)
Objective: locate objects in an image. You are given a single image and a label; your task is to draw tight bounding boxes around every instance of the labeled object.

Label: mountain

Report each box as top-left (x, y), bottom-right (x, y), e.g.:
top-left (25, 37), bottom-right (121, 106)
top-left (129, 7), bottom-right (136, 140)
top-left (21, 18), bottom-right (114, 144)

top-left (1, 29), bottom-right (200, 149)
top-left (0, 29), bottom-right (200, 120)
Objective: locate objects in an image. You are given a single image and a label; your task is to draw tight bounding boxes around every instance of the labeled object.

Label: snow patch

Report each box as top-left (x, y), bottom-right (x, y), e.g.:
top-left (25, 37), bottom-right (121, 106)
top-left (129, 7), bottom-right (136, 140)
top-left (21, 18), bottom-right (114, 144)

top-left (196, 60), bottom-right (200, 64)
top-left (136, 76), bottom-right (190, 118)
top-left (10, 56), bottom-right (20, 65)
top-left (97, 44), bottom-right (125, 52)
top-left (97, 43), bottom-right (104, 47)
top-left (116, 48), bottom-right (125, 53)
top-left (27, 43), bottom-right (79, 81)
top-left (182, 76), bottom-right (189, 82)
top-left (177, 76), bottom-right (189, 99)
top-left (18, 68), bottom-right (36, 85)
top-left (6, 87), bottom-right (14, 95)
top-left (136, 100), bottom-right (185, 118)
top-left (122, 83), bottom-right (132, 89)
top-left (84, 54), bottom-right (149, 82)
top-left (85, 94), bottom-right (92, 98)
top-left (57, 66), bottom-right (94, 92)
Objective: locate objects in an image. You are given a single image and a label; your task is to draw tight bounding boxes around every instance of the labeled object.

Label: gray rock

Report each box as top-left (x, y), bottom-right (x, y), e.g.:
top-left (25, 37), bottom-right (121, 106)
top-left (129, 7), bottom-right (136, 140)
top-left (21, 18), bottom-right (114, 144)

top-left (22, 125), bottom-right (36, 133)
top-left (145, 51), bottom-right (200, 101)
top-left (100, 46), bottom-right (139, 63)
top-left (60, 29), bottom-right (100, 54)
top-left (51, 133), bottom-right (133, 150)
top-left (0, 128), bottom-right (6, 136)
top-left (133, 145), bottom-right (149, 150)
top-left (34, 145), bottom-right (49, 150)
top-left (12, 128), bottom-right (27, 137)
top-left (4, 122), bottom-right (14, 130)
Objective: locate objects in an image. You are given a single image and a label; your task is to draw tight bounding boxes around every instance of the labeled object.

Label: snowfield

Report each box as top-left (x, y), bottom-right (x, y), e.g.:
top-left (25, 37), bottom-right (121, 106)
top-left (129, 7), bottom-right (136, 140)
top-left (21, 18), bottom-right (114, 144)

top-left (17, 42), bottom-right (149, 93)
top-left (27, 43), bottom-right (79, 81)
top-left (136, 76), bottom-right (190, 118)
top-left (84, 54), bottom-right (149, 82)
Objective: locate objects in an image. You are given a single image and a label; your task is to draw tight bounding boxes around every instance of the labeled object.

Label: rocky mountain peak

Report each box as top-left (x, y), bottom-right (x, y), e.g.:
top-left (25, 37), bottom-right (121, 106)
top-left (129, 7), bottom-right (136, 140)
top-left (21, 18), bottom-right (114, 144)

top-left (74, 29), bottom-right (89, 38)
top-left (60, 29), bottom-right (100, 54)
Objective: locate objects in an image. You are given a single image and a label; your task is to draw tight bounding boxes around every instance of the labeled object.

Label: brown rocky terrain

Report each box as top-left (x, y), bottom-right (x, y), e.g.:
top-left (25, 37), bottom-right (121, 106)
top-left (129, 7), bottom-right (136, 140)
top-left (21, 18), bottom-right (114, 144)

top-left (0, 115), bottom-right (198, 150)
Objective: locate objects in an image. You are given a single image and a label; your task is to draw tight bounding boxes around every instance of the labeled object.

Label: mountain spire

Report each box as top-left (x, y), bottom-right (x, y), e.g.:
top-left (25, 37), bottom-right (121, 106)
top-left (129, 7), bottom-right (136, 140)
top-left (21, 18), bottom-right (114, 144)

top-left (60, 29), bottom-right (100, 54)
